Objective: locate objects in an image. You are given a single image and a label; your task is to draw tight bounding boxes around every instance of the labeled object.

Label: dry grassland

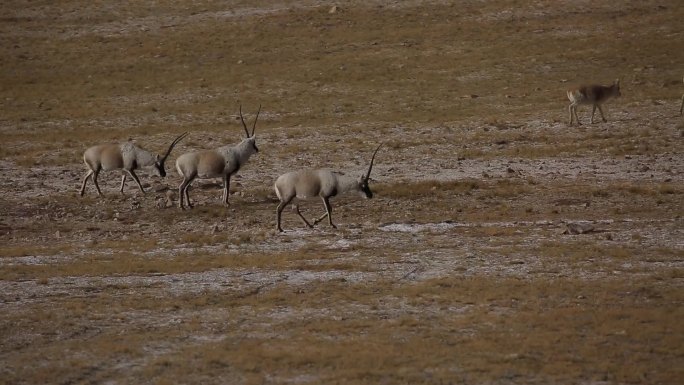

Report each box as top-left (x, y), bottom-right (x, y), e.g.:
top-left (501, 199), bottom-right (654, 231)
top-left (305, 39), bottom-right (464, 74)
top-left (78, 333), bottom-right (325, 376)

top-left (1, 0), bottom-right (683, 384)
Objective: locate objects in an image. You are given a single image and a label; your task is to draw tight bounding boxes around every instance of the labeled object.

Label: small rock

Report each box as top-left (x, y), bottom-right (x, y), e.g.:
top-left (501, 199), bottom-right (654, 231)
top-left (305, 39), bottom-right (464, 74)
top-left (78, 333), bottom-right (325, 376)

top-left (329, 5), bottom-right (338, 14)
top-left (165, 191), bottom-right (175, 208)
top-left (563, 222), bottom-right (595, 235)
top-left (153, 183), bottom-right (168, 193)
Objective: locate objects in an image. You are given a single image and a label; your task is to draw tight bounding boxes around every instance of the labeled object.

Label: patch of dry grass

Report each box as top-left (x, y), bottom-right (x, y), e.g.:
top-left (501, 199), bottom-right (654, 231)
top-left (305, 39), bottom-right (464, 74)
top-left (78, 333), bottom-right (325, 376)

top-left (1, 0), bottom-right (683, 384)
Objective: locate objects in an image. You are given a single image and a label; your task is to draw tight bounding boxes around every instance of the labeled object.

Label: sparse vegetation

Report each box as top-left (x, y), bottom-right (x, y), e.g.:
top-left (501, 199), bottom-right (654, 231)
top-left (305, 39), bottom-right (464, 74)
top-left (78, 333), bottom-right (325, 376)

top-left (1, 1), bottom-right (683, 384)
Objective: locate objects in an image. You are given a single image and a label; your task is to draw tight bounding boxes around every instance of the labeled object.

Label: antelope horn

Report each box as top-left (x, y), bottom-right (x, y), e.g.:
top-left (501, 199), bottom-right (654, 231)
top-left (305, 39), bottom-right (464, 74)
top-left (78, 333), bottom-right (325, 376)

top-left (251, 104), bottom-right (262, 137)
top-left (364, 143), bottom-right (382, 182)
top-left (238, 105), bottom-right (250, 138)
top-left (161, 132), bottom-right (189, 162)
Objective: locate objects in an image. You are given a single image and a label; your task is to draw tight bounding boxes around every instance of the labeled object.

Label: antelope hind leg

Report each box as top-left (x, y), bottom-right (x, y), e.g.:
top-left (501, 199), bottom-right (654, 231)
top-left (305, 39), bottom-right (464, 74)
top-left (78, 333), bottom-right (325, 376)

top-left (80, 170), bottom-right (93, 196)
top-left (294, 205), bottom-right (313, 228)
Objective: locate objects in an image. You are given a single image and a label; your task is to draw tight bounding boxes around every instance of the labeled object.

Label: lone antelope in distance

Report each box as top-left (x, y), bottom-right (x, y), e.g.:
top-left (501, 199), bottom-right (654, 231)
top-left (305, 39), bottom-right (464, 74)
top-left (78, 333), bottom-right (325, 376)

top-left (567, 79), bottom-right (621, 125)
top-left (175, 105), bottom-right (260, 209)
top-left (80, 132), bottom-right (189, 197)
top-left (274, 143), bottom-right (382, 233)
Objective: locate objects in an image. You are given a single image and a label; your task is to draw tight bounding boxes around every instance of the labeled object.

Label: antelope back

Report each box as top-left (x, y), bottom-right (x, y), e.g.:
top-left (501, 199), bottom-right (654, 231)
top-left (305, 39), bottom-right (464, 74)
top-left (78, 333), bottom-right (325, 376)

top-left (84, 144), bottom-right (124, 171)
top-left (569, 80), bottom-right (620, 104)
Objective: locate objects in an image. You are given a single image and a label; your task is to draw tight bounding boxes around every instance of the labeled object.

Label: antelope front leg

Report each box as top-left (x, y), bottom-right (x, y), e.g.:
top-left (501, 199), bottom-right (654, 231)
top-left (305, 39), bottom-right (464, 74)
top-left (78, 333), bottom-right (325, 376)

top-left (597, 104), bottom-right (607, 122)
top-left (127, 170), bottom-right (146, 194)
top-left (313, 211), bottom-right (329, 226)
top-left (313, 197), bottom-right (336, 229)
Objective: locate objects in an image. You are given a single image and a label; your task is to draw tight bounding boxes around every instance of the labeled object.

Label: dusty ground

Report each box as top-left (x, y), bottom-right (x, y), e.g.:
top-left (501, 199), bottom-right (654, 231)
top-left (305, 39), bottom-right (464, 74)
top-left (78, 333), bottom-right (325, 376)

top-left (1, 1), bottom-right (683, 384)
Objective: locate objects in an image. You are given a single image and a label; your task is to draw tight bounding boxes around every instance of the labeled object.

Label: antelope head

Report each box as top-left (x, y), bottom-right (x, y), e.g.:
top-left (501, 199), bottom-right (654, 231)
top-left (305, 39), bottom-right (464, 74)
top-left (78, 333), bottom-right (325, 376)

top-left (239, 104), bottom-right (261, 153)
top-left (359, 143), bottom-right (382, 199)
top-left (155, 132), bottom-right (189, 177)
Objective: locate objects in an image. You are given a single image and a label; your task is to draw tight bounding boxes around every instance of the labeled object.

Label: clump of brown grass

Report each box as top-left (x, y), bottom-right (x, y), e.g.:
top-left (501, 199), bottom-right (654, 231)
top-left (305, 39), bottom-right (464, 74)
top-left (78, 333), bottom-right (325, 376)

top-left (377, 179), bottom-right (480, 199)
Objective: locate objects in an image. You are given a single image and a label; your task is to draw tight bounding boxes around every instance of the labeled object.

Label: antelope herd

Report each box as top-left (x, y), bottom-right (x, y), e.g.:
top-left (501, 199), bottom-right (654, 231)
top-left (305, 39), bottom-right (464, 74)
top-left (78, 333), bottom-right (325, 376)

top-left (80, 80), bottom-right (682, 231)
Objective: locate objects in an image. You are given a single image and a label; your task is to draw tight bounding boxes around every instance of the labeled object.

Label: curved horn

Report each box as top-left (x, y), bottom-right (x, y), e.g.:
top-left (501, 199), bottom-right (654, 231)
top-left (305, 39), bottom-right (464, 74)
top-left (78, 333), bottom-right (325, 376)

top-left (251, 104), bottom-right (261, 137)
top-left (364, 143), bottom-right (382, 182)
top-left (238, 105), bottom-right (250, 138)
top-left (161, 132), bottom-right (189, 162)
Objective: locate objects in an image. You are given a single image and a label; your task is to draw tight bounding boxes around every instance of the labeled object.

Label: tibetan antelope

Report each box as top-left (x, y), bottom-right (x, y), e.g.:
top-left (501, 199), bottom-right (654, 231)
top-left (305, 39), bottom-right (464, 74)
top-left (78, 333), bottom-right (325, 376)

top-left (176, 105), bottom-right (261, 209)
top-left (80, 132), bottom-right (188, 197)
top-left (567, 79), bottom-right (621, 125)
top-left (274, 143), bottom-right (382, 232)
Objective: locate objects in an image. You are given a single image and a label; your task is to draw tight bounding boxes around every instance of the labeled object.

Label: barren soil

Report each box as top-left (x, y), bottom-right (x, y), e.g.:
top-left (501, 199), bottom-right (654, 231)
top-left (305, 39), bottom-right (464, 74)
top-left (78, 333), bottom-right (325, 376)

top-left (1, 1), bottom-right (683, 384)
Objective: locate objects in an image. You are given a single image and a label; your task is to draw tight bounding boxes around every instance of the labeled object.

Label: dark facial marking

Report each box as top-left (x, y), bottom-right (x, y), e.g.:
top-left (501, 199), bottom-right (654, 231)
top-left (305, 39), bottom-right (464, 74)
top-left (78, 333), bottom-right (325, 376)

top-left (362, 183), bottom-right (373, 198)
top-left (156, 161), bottom-right (166, 177)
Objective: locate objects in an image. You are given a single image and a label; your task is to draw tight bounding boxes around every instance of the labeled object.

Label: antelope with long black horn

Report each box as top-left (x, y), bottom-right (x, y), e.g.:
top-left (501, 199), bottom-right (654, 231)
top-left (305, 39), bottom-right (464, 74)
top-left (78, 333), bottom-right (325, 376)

top-left (175, 105), bottom-right (261, 209)
top-left (80, 132), bottom-right (189, 197)
top-left (274, 143), bottom-right (382, 232)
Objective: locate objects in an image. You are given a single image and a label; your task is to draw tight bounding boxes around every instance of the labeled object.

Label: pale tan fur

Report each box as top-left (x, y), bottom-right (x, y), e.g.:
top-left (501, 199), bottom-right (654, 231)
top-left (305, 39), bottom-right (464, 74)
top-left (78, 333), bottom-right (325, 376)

top-left (175, 106), bottom-right (260, 209)
top-left (567, 79), bottom-right (621, 125)
top-left (80, 133), bottom-right (187, 197)
top-left (274, 144), bottom-right (381, 232)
